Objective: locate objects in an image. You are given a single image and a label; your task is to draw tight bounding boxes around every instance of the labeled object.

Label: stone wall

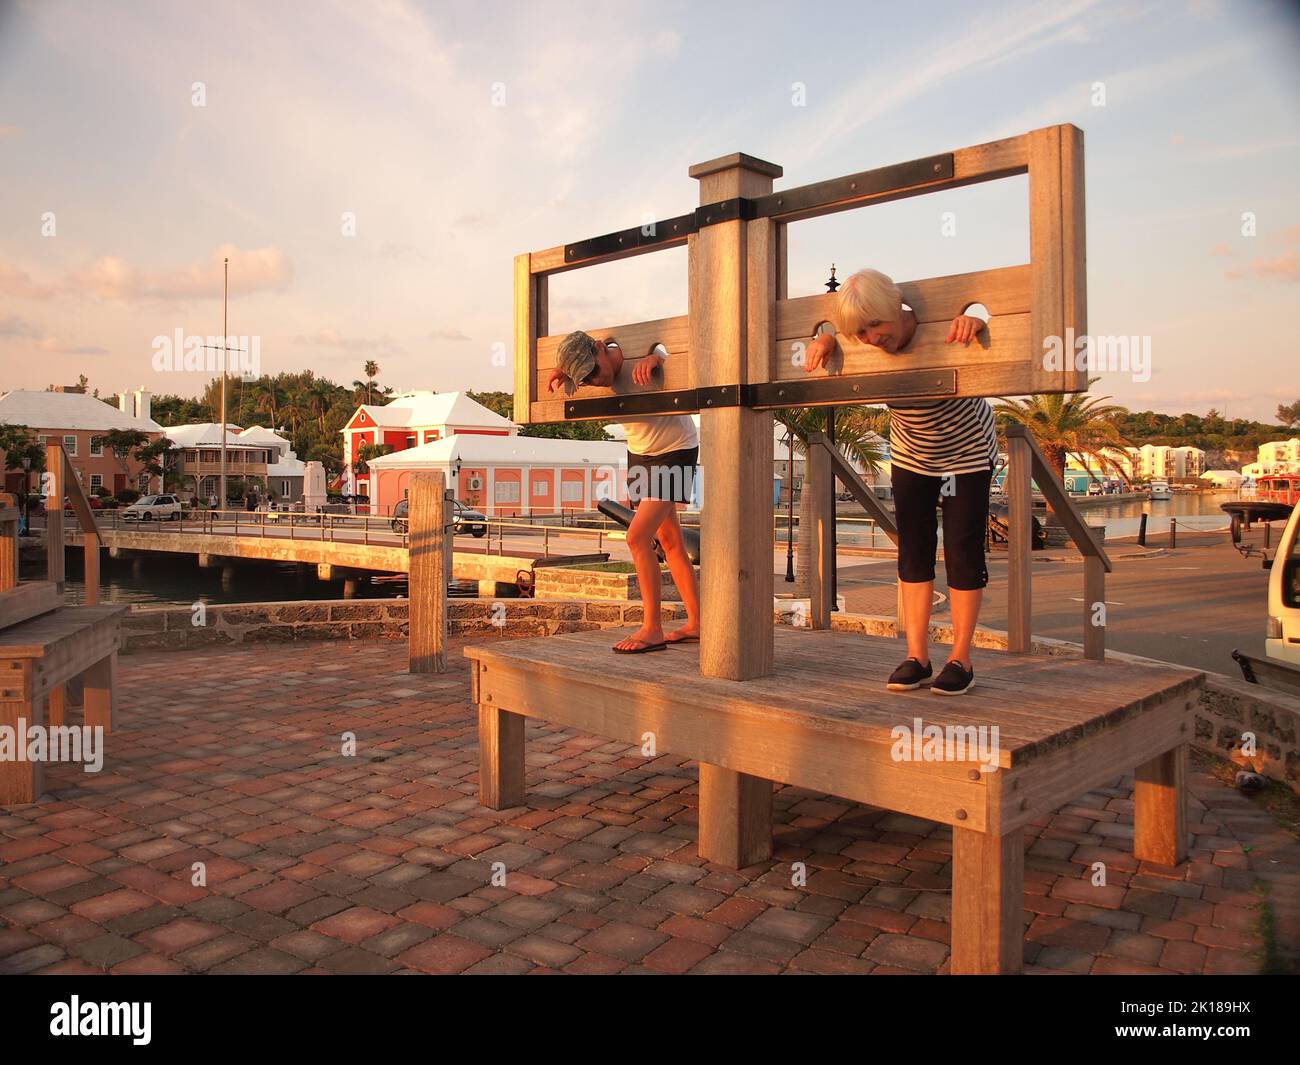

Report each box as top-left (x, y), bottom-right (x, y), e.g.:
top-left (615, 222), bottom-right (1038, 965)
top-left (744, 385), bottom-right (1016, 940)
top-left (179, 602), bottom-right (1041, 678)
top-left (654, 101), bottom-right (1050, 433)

top-left (534, 564), bottom-right (682, 602)
top-left (119, 597), bottom-right (688, 652)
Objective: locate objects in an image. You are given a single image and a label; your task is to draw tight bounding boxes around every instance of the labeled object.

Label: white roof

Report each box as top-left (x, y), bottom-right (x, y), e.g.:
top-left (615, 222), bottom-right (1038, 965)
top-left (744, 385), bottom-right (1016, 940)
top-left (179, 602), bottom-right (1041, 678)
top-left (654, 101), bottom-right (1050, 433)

top-left (164, 423), bottom-right (249, 447)
top-left (349, 390), bottom-right (515, 432)
top-left (366, 433), bottom-right (625, 469)
top-left (0, 389), bottom-right (162, 432)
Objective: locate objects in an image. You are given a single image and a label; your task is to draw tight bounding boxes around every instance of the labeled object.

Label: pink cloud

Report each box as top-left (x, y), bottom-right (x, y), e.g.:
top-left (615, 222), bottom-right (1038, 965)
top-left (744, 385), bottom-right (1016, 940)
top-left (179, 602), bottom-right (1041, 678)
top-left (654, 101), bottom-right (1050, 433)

top-left (68, 244), bottom-right (293, 301)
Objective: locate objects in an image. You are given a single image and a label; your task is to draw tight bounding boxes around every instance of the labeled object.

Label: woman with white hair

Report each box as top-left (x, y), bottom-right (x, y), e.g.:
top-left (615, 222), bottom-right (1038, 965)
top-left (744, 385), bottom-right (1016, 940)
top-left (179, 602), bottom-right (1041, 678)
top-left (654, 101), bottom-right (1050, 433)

top-left (805, 268), bottom-right (996, 695)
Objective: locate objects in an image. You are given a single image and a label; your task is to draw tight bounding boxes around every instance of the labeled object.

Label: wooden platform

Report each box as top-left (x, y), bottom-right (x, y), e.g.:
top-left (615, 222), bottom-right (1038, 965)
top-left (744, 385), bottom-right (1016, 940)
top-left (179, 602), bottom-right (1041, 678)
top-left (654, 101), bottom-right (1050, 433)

top-left (465, 626), bottom-right (1205, 974)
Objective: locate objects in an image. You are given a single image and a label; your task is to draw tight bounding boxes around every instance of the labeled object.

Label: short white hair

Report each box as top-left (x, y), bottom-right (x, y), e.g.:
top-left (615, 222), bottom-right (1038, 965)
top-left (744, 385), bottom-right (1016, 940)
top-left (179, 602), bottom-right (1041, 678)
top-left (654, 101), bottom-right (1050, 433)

top-left (835, 269), bottom-right (902, 336)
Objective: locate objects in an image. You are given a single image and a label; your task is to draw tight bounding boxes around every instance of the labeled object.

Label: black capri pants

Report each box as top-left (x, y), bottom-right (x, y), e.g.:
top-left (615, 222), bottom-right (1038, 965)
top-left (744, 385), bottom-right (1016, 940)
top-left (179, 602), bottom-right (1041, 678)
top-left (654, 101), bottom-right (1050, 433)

top-left (890, 465), bottom-right (992, 591)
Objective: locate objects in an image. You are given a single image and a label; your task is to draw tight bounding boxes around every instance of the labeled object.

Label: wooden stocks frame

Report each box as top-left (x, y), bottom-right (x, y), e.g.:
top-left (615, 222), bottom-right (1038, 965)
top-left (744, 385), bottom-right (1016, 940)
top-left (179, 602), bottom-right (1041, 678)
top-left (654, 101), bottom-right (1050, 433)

top-left (513, 124), bottom-right (1086, 425)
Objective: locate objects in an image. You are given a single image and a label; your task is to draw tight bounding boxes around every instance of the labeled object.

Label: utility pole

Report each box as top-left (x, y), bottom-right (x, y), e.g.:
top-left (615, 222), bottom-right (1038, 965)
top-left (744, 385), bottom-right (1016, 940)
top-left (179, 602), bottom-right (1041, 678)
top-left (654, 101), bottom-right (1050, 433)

top-left (199, 259), bottom-right (245, 511)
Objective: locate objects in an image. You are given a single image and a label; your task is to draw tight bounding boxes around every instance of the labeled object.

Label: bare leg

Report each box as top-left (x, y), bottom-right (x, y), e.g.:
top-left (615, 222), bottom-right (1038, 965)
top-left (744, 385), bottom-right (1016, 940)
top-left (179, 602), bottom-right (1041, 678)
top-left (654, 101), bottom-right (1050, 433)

top-left (901, 579), bottom-right (933, 666)
top-left (657, 505), bottom-right (700, 639)
top-left (614, 499), bottom-right (676, 651)
top-left (948, 587), bottom-right (983, 669)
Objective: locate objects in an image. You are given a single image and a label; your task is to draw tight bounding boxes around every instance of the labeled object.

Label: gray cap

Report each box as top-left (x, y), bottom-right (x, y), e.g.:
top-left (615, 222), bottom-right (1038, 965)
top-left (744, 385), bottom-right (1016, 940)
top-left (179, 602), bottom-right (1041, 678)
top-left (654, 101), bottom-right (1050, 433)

top-left (555, 331), bottom-right (598, 396)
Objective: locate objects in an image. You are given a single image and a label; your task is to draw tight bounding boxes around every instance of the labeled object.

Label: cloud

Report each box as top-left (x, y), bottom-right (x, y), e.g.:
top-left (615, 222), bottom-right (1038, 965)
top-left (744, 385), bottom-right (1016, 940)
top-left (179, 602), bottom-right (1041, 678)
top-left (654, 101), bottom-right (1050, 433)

top-left (0, 126), bottom-right (19, 139)
top-left (292, 328), bottom-right (403, 355)
top-left (428, 327), bottom-right (471, 342)
top-left (36, 337), bottom-right (110, 355)
top-left (0, 314), bottom-right (40, 338)
top-left (67, 244), bottom-right (293, 301)
top-left (0, 262), bottom-right (58, 300)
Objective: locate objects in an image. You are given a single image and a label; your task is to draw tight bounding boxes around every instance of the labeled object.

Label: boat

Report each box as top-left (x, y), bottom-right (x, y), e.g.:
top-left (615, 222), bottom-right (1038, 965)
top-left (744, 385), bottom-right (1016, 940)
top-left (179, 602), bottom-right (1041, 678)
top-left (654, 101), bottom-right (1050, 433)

top-left (1149, 480), bottom-right (1171, 500)
top-left (1220, 474), bottom-right (1299, 528)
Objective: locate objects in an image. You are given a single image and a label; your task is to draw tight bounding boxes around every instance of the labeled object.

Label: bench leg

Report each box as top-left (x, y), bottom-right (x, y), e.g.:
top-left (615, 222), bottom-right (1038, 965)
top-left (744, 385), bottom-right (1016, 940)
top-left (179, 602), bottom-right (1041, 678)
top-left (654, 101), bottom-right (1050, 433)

top-left (697, 763), bottom-right (772, 869)
top-left (0, 692), bottom-right (44, 805)
top-left (1134, 743), bottom-right (1187, 866)
top-left (48, 685), bottom-right (66, 728)
top-left (83, 653), bottom-right (115, 734)
top-left (951, 826), bottom-right (1024, 974)
top-left (478, 704), bottom-right (524, 809)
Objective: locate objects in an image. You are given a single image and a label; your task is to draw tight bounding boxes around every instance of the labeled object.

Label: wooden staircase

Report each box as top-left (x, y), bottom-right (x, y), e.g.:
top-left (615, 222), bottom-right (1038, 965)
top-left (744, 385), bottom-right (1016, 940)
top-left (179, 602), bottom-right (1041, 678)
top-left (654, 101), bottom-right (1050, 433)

top-left (0, 443), bottom-right (126, 804)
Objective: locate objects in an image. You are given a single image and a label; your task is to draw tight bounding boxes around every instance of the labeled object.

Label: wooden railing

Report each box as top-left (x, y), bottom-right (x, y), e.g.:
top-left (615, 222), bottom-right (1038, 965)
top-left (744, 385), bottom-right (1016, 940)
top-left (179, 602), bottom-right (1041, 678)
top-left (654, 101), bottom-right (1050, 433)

top-left (45, 442), bottom-right (103, 606)
top-left (0, 493), bottom-right (19, 593)
top-left (1004, 425), bottom-right (1111, 659)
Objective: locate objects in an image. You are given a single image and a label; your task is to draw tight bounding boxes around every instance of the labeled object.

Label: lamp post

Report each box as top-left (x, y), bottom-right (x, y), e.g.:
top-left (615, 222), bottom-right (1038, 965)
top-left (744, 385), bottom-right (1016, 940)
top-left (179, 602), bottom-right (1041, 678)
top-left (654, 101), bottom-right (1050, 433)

top-left (825, 265), bottom-right (839, 612)
top-left (784, 428), bottom-right (795, 582)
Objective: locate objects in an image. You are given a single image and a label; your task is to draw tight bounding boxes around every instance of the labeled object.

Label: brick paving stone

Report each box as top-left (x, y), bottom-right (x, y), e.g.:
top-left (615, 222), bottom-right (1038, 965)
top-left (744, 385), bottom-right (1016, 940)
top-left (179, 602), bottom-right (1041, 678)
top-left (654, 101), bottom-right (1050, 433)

top-left (72, 933), bottom-right (146, 969)
top-left (0, 944), bottom-right (66, 974)
top-left (642, 936), bottom-right (716, 974)
top-left (175, 933), bottom-right (257, 972)
top-left (134, 917), bottom-right (225, 955)
top-left (317, 947), bottom-right (400, 974)
top-left (396, 933), bottom-right (494, 974)
top-left (361, 922), bottom-right (435, 958)
top-left (210, 947), bottom-right (308, 975)
top-left (746, 908), bottom-right (834, 944)
top-left (465, 952), bottom-right (535, 975)
top-left (271, 930), bottom-right (348, 963)
top-left (575, 922), bottom-right (668, 962)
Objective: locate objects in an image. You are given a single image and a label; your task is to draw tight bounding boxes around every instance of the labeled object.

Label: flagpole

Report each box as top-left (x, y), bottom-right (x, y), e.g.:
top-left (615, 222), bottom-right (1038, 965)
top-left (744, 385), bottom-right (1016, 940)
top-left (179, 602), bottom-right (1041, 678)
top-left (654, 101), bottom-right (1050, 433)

top-left (219, 256), bottom-right (229, 509)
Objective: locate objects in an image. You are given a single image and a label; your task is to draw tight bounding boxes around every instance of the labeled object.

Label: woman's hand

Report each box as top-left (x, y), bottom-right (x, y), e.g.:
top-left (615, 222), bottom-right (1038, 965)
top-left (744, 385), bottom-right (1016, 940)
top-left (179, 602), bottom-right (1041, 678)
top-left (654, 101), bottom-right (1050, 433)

top-left (804, 331), bottom-right (838, 373)
top-left (947, 314), bottom-right (986, 346)
top-left (631, 353), bottom-right (663, 387)
top-left (545, 367), bottom-right (570, 394)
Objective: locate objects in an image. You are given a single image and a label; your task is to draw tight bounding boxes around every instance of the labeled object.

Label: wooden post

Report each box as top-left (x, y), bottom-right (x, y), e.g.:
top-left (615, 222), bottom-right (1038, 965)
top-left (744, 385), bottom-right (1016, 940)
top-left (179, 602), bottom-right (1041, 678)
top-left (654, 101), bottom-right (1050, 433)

top-left (1134, 743), bottom-right (1187, 866)
top-left (689, 152), bottom-right (781, 681)
top-left (951, 827), bottom-right (1024, 974)
top-left (1083, 554), bottom-right (1105, 661)
top-left (0, 494), bottom-right (17, 592)
top-left (0, 672), bottom-right (42, 804)
top-left (514, 254), bottom-right (546, 426)
top-left (803, 441), bottom-right (834, 628)
top-left (44, 443), bottom-right (64, 589)
top-left (697, 763), bottom-right (772, 868)
top-left (1006, 434), bottom-right (1032, 653)
top-left (83, 652), bottom-right (115, 733)
top-left (408, 472), bottom-right (449, 673)
top-left (478, 703), bottom-right (525, 809)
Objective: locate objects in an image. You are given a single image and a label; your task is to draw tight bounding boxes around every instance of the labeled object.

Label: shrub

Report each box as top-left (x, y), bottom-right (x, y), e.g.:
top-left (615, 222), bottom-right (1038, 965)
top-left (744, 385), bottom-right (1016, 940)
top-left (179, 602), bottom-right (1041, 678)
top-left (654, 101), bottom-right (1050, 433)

top-left (115, 488), bottom-right (141, 505)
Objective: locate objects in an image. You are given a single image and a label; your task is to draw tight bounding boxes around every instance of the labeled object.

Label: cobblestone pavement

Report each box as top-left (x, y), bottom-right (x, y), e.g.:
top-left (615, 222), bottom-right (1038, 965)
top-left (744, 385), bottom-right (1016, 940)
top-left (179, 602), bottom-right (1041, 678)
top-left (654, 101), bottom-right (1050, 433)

top-left (0, 638), bottom-right (1289, 975)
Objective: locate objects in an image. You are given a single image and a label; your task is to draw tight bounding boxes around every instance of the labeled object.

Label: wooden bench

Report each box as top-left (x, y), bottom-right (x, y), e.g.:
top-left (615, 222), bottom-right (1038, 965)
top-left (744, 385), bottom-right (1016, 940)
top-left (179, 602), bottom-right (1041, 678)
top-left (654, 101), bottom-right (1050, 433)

top-left (466, 626), bottom-right (1204, 974)
top-left (0, 604), bottom-right (127, 803)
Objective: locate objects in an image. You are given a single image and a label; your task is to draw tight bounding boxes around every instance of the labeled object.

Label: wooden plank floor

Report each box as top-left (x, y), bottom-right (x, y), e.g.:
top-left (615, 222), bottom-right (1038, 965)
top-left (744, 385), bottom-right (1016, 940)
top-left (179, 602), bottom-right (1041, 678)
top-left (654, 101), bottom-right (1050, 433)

top-left (465, 626), bottom-right (1202, 769)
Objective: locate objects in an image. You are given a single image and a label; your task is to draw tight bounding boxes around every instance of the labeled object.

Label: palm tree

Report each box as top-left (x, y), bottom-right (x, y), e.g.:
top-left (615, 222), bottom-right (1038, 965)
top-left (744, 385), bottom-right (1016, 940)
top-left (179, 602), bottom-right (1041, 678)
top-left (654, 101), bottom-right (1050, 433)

top-left (308, 377), bottom-right (334, 434)
top-left (362, 360), bottom-right (379, 405)
top-left (774, 405), bottom-right (886, 474)
top-left (252, 378), bottom-right (286, 432)
top-left (993, 380), bottom-right (1133, 483)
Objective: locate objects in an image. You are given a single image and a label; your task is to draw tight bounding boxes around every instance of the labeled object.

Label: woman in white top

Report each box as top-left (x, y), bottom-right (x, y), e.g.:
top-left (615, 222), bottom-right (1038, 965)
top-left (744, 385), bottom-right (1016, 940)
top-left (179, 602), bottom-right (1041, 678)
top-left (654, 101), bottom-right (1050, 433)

top-left (548, 331), bottom-right (700, 654)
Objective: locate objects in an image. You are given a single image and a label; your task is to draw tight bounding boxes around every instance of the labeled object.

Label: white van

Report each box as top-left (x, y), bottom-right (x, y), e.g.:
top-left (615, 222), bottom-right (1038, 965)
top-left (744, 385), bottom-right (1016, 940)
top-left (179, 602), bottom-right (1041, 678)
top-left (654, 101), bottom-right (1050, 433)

top-left (1266, 503), bottom-right (1300, 670)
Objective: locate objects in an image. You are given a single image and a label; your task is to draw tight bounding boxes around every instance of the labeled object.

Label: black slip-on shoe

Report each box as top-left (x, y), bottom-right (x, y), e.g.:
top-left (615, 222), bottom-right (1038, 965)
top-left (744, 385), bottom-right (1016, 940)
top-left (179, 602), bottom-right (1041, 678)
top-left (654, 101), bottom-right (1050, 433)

top-left (886, 657), bottom-right (933, 691)
top-left (932, 660), bottom-right (975, 696)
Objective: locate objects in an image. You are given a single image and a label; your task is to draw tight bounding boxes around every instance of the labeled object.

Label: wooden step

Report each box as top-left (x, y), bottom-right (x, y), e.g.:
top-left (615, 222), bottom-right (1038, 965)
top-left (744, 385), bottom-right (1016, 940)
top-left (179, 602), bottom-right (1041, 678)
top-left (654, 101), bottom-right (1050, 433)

top-left (0, 581), bottom-right (63, 632)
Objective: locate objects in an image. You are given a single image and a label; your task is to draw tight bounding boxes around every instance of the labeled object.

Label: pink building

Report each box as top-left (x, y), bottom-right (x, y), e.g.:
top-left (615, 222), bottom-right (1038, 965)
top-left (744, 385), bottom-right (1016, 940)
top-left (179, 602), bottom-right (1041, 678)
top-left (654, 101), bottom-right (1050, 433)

top-left (366, 434), bottom-right (628, 517)
top-left (340, 391), bottom-right (515, 500)
top-left (0, 387), bottom-right (164, 498)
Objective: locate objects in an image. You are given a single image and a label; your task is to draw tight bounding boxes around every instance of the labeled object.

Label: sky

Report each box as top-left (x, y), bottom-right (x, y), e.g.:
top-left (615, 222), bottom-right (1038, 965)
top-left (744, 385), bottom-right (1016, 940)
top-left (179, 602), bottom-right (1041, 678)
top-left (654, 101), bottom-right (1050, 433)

top-left (1, 0), bottom-right (1297, 421)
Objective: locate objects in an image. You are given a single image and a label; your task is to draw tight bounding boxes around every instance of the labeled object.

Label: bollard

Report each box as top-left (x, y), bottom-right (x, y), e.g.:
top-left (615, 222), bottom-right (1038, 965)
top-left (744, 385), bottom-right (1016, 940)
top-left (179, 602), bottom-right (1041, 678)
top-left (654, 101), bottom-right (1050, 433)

top-left (1169, 518), bottom-right (1176, 550)
top-left (1265, 521), bottom-right (1271, 550)
top-left (1137, 512), bottom-right (1147, 547)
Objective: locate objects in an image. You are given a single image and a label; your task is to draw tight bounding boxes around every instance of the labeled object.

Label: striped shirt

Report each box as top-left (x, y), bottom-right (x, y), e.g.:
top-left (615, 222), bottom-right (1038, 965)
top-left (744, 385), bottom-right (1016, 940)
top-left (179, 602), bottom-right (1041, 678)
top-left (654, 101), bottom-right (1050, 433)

top-left (886, 397), bottom-right (998, 477)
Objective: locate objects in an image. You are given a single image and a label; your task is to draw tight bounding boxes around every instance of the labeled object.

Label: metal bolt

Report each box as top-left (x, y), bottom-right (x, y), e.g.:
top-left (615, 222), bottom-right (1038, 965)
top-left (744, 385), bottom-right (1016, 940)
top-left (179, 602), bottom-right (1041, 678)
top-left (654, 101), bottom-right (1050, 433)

top-left (933, 163), bottom-right (942, 173)
top-left (955, 809), bottom-right (968, 821)
top-left (968, 769), bottom-right (980, 781)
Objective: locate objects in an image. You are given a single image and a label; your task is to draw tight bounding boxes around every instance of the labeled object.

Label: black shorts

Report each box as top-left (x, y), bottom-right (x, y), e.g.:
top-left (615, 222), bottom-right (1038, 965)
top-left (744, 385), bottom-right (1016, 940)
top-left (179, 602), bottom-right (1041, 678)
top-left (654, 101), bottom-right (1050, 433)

top-left (890, 465), bottom-right (992, 590)
top-left (627, 446), bottom-right (699, 505)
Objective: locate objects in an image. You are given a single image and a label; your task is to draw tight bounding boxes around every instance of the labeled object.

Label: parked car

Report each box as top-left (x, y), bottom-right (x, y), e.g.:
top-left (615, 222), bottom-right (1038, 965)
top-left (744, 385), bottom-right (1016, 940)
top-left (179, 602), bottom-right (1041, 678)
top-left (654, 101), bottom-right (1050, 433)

top-left (120, 494), bottom-right (182, 521)
top-left (390, 497), bottom-right (488, 537)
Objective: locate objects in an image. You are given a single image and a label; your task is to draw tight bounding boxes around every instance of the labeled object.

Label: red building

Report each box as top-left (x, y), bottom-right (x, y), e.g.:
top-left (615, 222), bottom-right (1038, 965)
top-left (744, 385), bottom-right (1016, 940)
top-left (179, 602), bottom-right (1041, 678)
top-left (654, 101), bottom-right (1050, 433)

top-left (340, 391), bottom-right (514, 499)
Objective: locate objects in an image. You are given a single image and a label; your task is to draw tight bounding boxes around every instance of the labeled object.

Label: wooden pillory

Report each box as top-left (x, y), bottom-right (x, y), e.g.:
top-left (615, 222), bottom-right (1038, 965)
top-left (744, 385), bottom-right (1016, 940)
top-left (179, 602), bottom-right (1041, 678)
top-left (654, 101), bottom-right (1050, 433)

top-left (469, 125), bottom-right (1205, 973)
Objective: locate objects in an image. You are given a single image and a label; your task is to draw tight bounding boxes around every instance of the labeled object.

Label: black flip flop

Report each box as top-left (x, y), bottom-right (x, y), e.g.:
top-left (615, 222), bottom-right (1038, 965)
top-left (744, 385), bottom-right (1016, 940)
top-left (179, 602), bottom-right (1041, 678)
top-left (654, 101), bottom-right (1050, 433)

top-left (664, 633), bottom-right (700, 644)
top-left (612, 640), bottom-right (668, 655)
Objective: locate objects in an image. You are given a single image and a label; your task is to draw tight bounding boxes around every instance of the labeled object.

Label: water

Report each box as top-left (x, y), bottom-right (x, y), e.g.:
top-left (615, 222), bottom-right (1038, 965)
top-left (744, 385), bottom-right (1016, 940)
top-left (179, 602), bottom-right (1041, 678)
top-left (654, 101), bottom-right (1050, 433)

top-left (25, 553), bottom-right (476, 607)
top-left (1078, 490), bottom-right (1237, 537)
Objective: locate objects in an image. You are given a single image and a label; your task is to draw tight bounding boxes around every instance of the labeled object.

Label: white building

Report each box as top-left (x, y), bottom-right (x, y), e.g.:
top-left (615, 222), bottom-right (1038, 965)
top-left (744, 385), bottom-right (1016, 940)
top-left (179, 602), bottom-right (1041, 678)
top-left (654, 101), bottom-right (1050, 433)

top-left (1127, 444), bottom-right (1204, 481)
top-left (366, 433), bottom-right (628, 516)
top-left (1243, 438), bottom-right (1300, 478)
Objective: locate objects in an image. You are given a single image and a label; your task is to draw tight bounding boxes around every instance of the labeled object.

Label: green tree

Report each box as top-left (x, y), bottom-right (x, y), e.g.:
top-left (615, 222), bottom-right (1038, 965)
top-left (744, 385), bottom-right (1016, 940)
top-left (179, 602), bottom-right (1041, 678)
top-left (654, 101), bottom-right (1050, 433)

top-left (1278, 400), bottom-right (1300, 429)
top-left (0, 423), bottom-right (46, 523)
top-left (993, 381), bottom-right (1132, 480)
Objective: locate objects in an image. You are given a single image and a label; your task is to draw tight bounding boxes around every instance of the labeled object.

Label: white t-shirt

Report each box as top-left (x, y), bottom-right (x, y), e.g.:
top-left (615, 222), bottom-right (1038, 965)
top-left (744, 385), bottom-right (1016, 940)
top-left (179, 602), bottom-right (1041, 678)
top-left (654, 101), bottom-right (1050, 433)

top-left (612, 343), bottom-right (699, 456)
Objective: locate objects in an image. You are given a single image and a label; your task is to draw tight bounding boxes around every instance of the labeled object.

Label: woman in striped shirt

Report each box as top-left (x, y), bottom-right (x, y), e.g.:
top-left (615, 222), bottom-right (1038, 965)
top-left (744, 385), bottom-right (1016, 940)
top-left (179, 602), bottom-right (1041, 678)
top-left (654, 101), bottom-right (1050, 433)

top-left (805, 268), bottom-right (997, 695)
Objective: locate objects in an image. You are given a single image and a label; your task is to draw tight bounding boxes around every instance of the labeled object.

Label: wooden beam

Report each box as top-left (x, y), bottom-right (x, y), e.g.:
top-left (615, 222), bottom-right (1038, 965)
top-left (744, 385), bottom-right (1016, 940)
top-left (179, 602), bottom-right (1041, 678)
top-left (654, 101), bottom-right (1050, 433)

top-left (408, 473), bottom-right (449, 673)
top-left (1006, 433), bottom-right (1032, 654)
top-left (697, 763), bottom-right (772, 868)
top-left (691, 154), bottom-right (778, 681)
top-left (951, 827), bottom-right (1024, 974)
top-left (44, 444), bottom-right (64, 589)
top-left (1004, 425), bottom-right (1111, 570)
top-left (82, 651), bottom-right (114, 733)
top-left (0, 581), bottom-right (61, 630)
top-left (803, 437), bottom-right (833, 629)
top-left (478, 701), bottom-right (525, 809)
top-left (806, 432), bottom-right (897, 543)
top-left (514, 254), bottom-right (542, 426)
top-left (1134, 743), bottom-right (1187, 866)
top-left (1083, 554), bottom-right (1105, 661)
